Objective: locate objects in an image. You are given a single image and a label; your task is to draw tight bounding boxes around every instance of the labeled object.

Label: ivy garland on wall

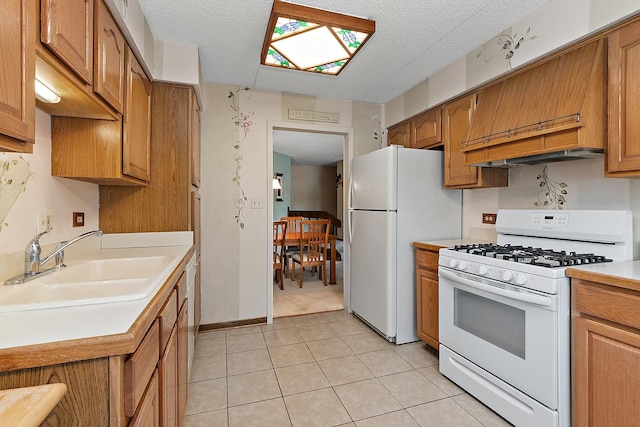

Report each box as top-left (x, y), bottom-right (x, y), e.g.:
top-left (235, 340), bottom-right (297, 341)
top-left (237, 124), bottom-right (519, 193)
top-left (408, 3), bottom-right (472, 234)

top-left (228, 88), bottom-right (253, 229)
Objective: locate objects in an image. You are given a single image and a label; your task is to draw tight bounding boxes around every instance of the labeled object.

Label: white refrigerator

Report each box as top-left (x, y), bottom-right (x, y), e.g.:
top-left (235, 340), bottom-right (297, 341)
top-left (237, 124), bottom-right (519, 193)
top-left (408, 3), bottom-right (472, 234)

top-left (348, 145), bottom-right (462, 344)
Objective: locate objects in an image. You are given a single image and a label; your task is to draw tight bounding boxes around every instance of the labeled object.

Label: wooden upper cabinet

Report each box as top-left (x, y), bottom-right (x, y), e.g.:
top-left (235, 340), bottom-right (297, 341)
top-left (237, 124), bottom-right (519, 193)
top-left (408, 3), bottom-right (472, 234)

top-left (94, 0), bottom-right (125, 112)
top-left (387, 121), bottom-right (410, 147)
top-left (40, 0), bottom-right (93, 85)
top-left (0, 0), bottom-right (36, 152)
top-left (411, 109), bottom-right (441, 149)
top-left (444, 95), bottom-right (478, 187)
top-left (122, 47), bottom-right (151, 182)
top-left (444, 94), bottom-right (508, 189)
top-left (607, 19), bottom-right (640, 177)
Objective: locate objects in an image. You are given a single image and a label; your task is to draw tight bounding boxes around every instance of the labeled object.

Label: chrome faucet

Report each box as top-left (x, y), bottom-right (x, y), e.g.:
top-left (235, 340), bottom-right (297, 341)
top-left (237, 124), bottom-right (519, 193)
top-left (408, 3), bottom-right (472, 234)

top-left (5, 228), bottom-right (103, 286)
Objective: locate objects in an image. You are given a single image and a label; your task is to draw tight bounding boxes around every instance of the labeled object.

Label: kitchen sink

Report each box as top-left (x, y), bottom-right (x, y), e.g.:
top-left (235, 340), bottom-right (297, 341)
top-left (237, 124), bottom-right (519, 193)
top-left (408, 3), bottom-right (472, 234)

top-left (0, 256), bottom-right (172, 312)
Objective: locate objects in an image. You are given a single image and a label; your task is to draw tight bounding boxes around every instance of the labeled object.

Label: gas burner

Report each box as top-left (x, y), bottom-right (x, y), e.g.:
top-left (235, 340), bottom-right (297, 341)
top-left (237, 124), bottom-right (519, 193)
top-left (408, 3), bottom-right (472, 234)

top-left (451, 244), bottom-right (612, 267)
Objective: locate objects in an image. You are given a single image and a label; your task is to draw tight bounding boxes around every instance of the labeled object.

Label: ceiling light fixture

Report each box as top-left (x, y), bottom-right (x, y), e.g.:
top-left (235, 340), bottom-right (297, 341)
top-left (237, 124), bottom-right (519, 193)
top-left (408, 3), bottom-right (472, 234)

top-left (261, 0), bottom-right (375, 76)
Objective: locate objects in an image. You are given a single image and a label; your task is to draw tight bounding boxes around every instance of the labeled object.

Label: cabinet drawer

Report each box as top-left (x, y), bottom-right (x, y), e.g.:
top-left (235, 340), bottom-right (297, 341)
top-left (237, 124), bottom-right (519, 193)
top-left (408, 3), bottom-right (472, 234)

top-left (125, 320), bottom-right (160, 417)
top-left (158, 290), bottom-right (177, 354)
top-left (575, 281), bottom-right (640, 330)
top-left (416, 250), bottom-right (439, 270)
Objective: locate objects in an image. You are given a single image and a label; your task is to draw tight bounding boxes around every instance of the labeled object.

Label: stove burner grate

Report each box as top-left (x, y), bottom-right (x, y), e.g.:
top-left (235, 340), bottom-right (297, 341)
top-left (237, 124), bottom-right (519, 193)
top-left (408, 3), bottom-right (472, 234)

top-left (452, 244), bottom-right (612, 267)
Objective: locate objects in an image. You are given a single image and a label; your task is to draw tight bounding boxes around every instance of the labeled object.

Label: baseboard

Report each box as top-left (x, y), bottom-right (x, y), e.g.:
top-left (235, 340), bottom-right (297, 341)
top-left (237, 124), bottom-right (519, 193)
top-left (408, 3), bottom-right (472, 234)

top-left (198, 317), bottom-right (267, 331)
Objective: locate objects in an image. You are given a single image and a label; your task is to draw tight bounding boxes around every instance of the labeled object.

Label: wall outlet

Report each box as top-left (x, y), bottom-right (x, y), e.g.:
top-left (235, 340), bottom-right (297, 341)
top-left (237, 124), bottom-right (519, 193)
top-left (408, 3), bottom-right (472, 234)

top-left (482, 213), bottom-right (497, 224)
top-left (251, 197), bottom-right (263, 209)
top-left (37, 210), bottom-right (53, 234)
top-left (73, 212), bottom-right (85, 227)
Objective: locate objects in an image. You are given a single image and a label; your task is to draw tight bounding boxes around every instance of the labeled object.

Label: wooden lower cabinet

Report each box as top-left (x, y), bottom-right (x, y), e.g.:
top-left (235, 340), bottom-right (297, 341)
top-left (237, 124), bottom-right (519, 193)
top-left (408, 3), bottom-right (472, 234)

top-left (414, 244), bottom-right (443, 350)
top-left (571, 277), bottom-right (640, 426)
top-left (129, 370), bottom-right (160, 427)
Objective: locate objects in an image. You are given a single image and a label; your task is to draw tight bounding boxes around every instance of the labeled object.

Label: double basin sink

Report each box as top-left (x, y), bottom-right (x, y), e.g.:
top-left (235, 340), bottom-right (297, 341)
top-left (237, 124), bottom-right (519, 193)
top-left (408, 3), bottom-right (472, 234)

top-left (0, 256), bottom-right (173, 313)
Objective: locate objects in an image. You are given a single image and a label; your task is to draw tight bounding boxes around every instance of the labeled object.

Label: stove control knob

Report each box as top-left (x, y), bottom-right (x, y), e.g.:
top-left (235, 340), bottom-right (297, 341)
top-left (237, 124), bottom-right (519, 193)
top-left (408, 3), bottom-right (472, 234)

top-left (478, 265), bottom-right (489, 275)
top-left (458, 261), bottom-right (468, 271)
top-left (502, 271), bottom-right (514, 282)
top-left (448, 259), bottom-right (458, 268)
top-left (516, 274), bottom-right (528, 285)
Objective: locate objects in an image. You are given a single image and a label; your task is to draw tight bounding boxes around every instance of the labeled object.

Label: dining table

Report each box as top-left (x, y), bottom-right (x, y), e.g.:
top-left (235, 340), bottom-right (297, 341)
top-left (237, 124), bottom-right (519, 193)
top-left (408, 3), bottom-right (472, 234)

top-left (278, 231), bottom-right (339, 285)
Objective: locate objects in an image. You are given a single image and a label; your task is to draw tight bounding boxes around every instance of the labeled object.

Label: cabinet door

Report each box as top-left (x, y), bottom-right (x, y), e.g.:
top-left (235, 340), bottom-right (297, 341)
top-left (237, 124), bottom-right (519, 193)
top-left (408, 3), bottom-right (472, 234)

top-left (444, 94), bottom-right (478, 187)
top-left (159, 327), bottom-right (178, 427)
top-left (40, 0), bottom-right (93, 84)
top-left (129, 369), bottom-right (160, 427)
top-left (573, 316), bottom-right (640, 426)
top-left (191, 93), bottom-right (201, 187)
top-left (94, 0), bottom-right (125, 112)
top-left (607, 20), bottom-right (640, 174)
top-left (412, 109), bottom-right (441, 149)
top-left (122, 47), bottom-right (151, 181)
top-left (387, 122), bottom-right (410, 147)
top-left (0, 0), bottom-right (35, 151)
top-left (416, 267), bottom-right (439, 350)
top-left (177, 301), bottom-right (188, 424)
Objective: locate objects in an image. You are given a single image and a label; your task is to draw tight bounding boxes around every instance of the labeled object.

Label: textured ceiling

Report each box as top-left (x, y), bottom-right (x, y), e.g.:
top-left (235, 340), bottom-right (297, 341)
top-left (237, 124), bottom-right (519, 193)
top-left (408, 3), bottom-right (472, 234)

top-left (138, 0), bottom-right (552, 104)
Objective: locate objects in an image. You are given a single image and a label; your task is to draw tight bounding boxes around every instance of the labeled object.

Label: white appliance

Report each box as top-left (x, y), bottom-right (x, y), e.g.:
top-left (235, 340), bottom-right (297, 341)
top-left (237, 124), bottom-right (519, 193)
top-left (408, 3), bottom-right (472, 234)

top-left (348, 145), bottom-right (462, 344)
top-left (438, 209), bottom-right (633, 427)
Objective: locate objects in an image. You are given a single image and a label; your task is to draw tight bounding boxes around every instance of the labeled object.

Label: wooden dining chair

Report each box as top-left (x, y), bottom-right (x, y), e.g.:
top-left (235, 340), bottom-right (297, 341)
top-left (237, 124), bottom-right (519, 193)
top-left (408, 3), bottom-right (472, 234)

top-left (291, 219), bottom-right (330, 288)
top-left (273, 220), bottom-right (287, 290)
top-left (280, 216), bottom-right (303, 278)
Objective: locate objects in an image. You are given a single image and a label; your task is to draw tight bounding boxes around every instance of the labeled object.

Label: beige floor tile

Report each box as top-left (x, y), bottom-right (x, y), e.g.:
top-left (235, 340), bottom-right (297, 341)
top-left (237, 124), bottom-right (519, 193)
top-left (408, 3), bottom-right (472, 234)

top-left (228, 398), bottom-right (292, 427)
top-left (194, 337), bottom-right (226, 358)
top-left (190, 354), bottom-right (227, 382)
top-left (186, 378), bottom-right (227, 415)
top-left (453, 394), bottom-right (513, 426)
top-left (263, 327), bottom-right (304, 347)
top-left (357, 350), bottom-right (414, 377)
top-left (227, 370), bottom-right (282, 406)
top-left (407, 399), bottom-right (483, 427)
top-left (378, 370), bottom-right (447, 408)
top-left (227, 348), bottom-right (273, 376)
top-left (334, 378), bottom-right (402, 421)
top-left (393, 342), bottom-right (439, 369)
top-left (318, 355), bottom-right (374, 386)
top-left (226, 332), bottom-right (266, 353)
top-left (418, 366), bottom-right (465, 396)
top-left (341, 332), bottom-right (393, 354)
top-left (197, 330), bottom-right (226, 340)
top-left (225, 325), bottom-right (263, 336)
top-left (322, 309), bottom-right (353, 323)
top-left (354, 410), bottom-right (419, 427)
top-left (184, 408), bottom-right (228, 427)
top-left (275, 361), bottom-right (331, 395)
top-left (328, 318), bottom-right (372, 336)
top-left (290, 312), bottom-right (330, 326)
top-left (268, 342), bottom-right (315, 368)
top-left (297, 323), bottom-right (339, 341)
top-left (261, 317), bottom-right (296, 332)
top-left (306, 337), bottom-right (354, 360)
top-left (284, 388), bottom-right (352, 427)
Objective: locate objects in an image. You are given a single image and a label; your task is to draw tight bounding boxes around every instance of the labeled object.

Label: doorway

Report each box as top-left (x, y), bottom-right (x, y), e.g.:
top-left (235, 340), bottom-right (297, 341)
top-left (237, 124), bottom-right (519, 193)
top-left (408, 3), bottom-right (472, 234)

top-left (267, 121), bottom-right (353, 323)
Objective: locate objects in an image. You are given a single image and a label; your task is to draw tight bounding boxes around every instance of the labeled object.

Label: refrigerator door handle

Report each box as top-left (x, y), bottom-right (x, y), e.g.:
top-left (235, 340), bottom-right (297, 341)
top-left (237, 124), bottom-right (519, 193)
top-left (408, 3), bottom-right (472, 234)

top-left (348, 209), bottom-right (353, 242)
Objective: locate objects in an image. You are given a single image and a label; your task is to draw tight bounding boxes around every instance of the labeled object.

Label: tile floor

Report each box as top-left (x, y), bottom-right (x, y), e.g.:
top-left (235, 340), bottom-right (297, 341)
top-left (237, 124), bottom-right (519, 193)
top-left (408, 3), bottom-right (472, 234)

top-left (184, 310), bottom-right (512, 426)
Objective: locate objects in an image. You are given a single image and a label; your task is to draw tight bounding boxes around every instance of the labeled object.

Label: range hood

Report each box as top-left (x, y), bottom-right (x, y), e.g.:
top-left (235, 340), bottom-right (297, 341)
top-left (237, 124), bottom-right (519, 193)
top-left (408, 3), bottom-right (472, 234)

top-left (470, 148), bottom-right (604, 168)
top-left (462, 39), bottom-right (606, 169)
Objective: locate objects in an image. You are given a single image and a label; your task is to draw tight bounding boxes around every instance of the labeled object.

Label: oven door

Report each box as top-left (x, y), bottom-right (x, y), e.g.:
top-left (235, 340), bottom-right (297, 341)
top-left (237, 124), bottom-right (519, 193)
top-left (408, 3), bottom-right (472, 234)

top-left (438, 266), bottom-right (559, 409)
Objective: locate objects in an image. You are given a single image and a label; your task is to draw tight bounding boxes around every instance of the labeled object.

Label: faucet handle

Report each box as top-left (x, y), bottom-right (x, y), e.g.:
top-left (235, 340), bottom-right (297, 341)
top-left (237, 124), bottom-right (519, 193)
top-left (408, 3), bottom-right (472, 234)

top-left (25, 227), bottom-right (52, 274)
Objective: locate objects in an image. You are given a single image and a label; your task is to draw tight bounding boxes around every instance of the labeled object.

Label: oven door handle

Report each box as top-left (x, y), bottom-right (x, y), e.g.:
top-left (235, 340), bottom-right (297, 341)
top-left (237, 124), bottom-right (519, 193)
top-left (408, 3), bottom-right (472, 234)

top-left (439, 269), bottom-right (554, 308)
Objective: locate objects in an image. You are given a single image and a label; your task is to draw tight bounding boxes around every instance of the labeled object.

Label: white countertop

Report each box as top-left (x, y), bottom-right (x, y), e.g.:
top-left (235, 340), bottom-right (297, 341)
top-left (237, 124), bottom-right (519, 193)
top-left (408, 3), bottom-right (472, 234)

top-left (0, 232), bottom-right (192, 350)
top-left (567, 260), bottom-right (640, 282)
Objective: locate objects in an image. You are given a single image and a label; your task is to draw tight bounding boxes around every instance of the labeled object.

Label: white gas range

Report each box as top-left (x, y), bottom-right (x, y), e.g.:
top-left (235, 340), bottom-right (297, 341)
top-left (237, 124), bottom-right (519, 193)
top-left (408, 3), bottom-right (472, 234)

top-left (438, 209), bottom-right (633, 427)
